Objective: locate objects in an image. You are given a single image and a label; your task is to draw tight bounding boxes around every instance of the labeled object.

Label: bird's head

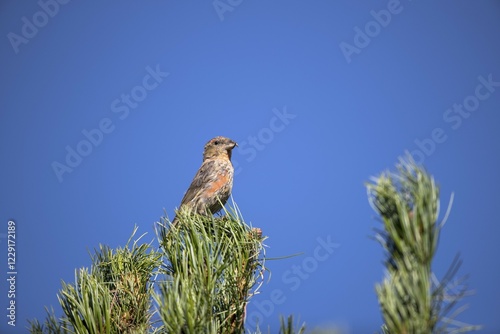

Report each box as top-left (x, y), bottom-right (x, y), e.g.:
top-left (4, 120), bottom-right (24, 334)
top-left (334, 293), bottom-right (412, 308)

top-left (203, 136), bottom-right (238, 160)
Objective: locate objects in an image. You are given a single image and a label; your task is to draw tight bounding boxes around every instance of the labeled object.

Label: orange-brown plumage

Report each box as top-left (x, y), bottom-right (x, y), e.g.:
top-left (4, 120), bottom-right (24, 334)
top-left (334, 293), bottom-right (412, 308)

top-left (172, 136), bottom-right (237, 225)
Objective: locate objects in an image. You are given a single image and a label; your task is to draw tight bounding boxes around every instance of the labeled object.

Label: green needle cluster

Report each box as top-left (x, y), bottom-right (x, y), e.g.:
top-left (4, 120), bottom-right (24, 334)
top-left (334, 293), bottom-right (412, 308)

top-left (367, 155), bottom-right (480, 334)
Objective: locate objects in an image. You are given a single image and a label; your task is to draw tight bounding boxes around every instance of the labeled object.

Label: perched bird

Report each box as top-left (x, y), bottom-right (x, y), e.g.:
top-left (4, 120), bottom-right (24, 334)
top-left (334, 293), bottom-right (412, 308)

top-left (172, 136), bottom-right (238, 225)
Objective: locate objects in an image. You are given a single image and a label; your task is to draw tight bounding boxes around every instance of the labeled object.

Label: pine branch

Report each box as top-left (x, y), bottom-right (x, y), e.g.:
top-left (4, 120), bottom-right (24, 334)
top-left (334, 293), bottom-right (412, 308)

top-left (30, 226), bottom-right (162, 334)
top-left (368, 154), bottom-right (481, 333)
top-left (154, 208), bottom-right (266, 334)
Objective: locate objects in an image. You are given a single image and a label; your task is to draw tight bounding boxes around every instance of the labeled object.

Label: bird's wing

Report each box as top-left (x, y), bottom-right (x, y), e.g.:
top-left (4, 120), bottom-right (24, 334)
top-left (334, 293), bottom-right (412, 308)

top-left (178, 159), bottom-right (218, 207)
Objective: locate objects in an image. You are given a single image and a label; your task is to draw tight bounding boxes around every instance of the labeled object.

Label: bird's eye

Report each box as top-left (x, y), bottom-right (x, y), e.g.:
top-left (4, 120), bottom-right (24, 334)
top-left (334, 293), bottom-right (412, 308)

top-left (214, 140), bottom-right (220, 145)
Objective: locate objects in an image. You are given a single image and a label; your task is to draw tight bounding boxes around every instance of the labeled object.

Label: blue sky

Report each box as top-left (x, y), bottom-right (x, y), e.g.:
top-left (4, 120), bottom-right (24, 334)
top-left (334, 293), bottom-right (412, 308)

top-left (1, 1), bottom-right (500, 333)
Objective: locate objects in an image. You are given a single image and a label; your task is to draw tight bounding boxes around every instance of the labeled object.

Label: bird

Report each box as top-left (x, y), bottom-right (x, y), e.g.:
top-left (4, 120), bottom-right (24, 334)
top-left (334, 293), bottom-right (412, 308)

top-left (172, 136), bottom-right (238, 226)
